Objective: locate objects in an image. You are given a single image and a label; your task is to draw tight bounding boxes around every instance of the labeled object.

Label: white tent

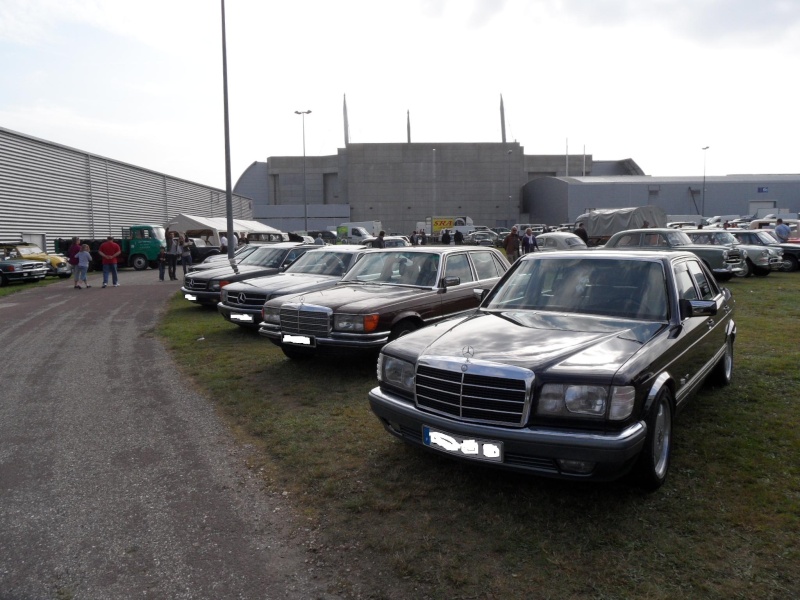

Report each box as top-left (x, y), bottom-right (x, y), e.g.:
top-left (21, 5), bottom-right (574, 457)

top-left (165, 214), bottom-right (283, 246)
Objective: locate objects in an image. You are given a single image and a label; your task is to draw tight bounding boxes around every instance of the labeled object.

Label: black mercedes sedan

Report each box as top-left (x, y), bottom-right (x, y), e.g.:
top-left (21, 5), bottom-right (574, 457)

top-left (369, 250), bottom-right (736, 490)
top-left (181, 242), bottom-right (316, 306)
top-left (217, 245), bottom-right (368, 328)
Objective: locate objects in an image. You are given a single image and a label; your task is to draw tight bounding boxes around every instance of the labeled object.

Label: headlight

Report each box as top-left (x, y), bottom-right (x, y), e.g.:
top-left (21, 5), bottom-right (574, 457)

top-left (220, 290), bottom-right (228, 302)
top-left (209, 281), bottom-right (220, 291)
top-left (378, 354), bottom-right (415, 392)
top-left (722, 250), bottom-right (729, 259)
top-left (537, 384), bottom-right (635, 420)
top-left (262, 306), bottom-right (281, 325)
top-left (333, 313), bottom-right (379, 332)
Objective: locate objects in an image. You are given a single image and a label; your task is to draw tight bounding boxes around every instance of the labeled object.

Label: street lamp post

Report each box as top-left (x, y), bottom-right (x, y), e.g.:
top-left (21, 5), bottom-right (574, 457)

top-left (295, 110), bottom-right (311, 231)
top-left (702, 146), bottom-right (709, 217)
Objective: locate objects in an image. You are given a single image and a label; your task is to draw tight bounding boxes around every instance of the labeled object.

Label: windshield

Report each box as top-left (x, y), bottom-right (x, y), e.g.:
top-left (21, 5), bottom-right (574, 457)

top-left (486, 257), bottom-right (668, 321)
top-left (563, 236), bottom-right (587, 248)
top-left (689, 231), bottom-right (737, 245)
top-left (17, 246), bottom-right (44, 256)
top-left (755, 231), bottom-right (779, 244)
top-left (152, 226), bottom-right (166, 241)
top-left (240, 246), bottom-right (291, 268)
top-left (285, 250), bottom-right (356, 277)
top-left (342, 251), bottom-right (441, 286)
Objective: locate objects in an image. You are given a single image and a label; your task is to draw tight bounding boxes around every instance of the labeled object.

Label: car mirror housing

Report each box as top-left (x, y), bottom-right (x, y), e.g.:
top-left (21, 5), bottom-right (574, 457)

top-left (473, 288), bottom-right (489, 303)
top-left (441, 276), bottom-right (460, 288)
top-left (679, 298), bottom-right (718, 320)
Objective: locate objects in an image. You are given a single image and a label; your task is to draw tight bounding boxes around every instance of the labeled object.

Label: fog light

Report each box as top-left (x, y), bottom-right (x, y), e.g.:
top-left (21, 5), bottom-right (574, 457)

top-left (557, 459), bottom-right (595, 474)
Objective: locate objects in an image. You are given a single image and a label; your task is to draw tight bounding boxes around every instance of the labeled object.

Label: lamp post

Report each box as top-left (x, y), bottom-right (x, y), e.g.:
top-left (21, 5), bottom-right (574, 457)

top-left (701, 146), bottom-right (709, 217)
top-left (295, 110), bottom-right (311, 231)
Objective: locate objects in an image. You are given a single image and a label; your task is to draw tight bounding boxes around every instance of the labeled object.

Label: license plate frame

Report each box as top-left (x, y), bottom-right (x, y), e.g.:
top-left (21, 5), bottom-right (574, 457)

top-left (282, 333), bottom-right (315, 347)
top-left (422, 425), bottom-right (504, 463)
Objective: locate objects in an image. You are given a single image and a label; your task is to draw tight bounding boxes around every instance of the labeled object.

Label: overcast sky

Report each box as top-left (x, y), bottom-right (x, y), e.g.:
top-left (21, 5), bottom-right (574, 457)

top-left (2, 0), bottom-right (799, 189)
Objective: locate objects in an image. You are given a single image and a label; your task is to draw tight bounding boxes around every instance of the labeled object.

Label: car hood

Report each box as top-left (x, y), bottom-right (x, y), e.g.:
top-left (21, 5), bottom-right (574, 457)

top-left (224, 273), bottom-right (340, 296)
top-left (187, 264), bottom-right (278, 281)
top-left (267, 282), bottom-right (429, 312)
top-left (389, 311), bottom-right (665, 379)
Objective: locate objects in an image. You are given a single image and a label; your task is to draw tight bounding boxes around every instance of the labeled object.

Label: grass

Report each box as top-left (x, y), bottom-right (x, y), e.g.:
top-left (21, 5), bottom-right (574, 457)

top-left (157, 273), bottom-right (800, 599)
top-left (0, 275), bottom-right (65, 297)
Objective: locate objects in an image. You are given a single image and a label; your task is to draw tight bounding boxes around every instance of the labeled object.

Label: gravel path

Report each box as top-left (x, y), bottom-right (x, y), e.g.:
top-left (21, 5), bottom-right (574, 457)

top-left (0, 271), bottom-right (339, 599)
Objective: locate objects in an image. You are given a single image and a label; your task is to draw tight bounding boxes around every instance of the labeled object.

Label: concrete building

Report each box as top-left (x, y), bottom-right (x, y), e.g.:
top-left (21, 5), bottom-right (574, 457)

top-left (235, 143), bottom-right (644, 234)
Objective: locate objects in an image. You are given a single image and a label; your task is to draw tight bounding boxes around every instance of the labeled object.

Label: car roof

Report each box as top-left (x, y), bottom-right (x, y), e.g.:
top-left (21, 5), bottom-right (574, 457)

top-left (303, 244), bottom-right (365, 253)
top-left (361, 246), bottom-right (501, 255)
top-left (521, 249), bottom-right (695, 262)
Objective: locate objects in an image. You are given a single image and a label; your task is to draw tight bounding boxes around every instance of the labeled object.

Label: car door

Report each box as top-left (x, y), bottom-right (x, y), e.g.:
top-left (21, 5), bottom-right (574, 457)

top-left (440, 252), bottom-right (483, 316)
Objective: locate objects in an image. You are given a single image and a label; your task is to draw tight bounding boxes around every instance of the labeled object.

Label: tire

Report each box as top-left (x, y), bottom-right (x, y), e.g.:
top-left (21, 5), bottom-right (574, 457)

top-left (281, 345), bottom-right (315, 360)
top-left (780, 255), bottom-right (799, 272)
top-left (734, 259), bottom-right (752, 278)
top-left (715, 273), bottom-right (733, 282)
top-left (389, 320), bottom-right (419, 341)
top-left (753, 268), bottom-right (770, 277)
top-left (709, 337), bottom-right (734, 387)
top-left (131, 254), bottom-right (148, 271)
top-left (634, 388), bottom-right (673, 491)
top-left (0, 275), bottom-right (7, 287)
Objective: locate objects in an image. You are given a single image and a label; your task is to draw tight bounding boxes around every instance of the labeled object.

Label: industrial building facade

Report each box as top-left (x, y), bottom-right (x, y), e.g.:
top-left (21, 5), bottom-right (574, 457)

top-left (0, 127), bottom-right (253, 251)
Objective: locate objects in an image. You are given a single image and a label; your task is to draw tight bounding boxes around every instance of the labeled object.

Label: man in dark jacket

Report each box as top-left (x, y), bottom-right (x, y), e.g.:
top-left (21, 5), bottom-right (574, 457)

top-left (574, 223), bottom-right (590, 244)
top-left (503, 227), bottom-right (521, 262)
top-left (454, 230), bottom-right (464, 245)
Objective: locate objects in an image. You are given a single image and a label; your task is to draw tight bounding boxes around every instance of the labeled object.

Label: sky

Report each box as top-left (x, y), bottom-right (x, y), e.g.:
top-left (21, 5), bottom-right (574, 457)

top-left (2, 0), bottom-right (799, 189)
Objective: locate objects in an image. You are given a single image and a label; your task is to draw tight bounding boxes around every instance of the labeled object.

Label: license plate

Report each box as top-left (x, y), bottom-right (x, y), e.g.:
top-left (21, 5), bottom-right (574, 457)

top-left (283, 334), bottom-right (314, 346)
top-left (184, 294), bottom-right (197, 301)
top-left (422, 425), bottom-right (503, 463)
top-left (230, 313), bottom-right (253, 322)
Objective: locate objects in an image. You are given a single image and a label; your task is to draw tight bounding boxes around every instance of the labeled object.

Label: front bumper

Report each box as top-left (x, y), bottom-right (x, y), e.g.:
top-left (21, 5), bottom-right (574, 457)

top-left (217, 302), bottom-right (261, 325)
top-left (368, 386), bottom-right (647, 481)
top-left (180, 287), bottom-right (220, 305)
top-left (259, 322), bottom-right (390, 352)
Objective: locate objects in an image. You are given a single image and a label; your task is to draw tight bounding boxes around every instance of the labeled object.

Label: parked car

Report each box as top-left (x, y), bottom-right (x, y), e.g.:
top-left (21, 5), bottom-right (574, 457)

top-left (181, 242), bottom-right (316, 306)
top-left (684, 229), bottom-right (782, 277)
top-left (0, 257), bottom-right (49, 286)
top-left (729, 229), bottom-right (800, 272)
top-left (535, 231), bottom-right (588, 251)
top-left (187, 237), bottom-right (221, 263)
top-left (191, 243), bottom-right (260, 271)
top-left (217, 245), bottom-right (368, 328)
top-left (0, 243), bottom-right (71, 278)
top-left (369, 250), bottom-right (736, 490)
top-left (362, 236), bottom-right (411, 248)
top-left (604, 228), bottom-right (744, 280)
top-left (259, 246), bottom-right (510, 359)
top-left (463, 231), bottom-right (498, 246)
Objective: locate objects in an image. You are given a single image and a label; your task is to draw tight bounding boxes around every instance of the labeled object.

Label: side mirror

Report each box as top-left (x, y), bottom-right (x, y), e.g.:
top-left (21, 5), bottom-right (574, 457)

top-left (679, 298), bottom-right (718, 320)
top-left (441, 276), bottom-right (460, 289)
top-left (473, 288), bottom-right (489, 303)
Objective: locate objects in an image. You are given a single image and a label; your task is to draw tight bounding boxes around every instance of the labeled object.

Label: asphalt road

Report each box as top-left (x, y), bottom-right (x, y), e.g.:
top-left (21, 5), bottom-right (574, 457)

top-left (0, 270), bottom-right (339, 599)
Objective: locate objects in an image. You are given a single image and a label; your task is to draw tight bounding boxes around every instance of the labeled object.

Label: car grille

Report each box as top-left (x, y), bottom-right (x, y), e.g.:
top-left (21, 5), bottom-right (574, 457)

top-left (184, 278), bottom-right (208, 291)
top-left (227, 291), bottom-right (267, 308)
top-left (415, 358), bottom-right (534, 427)
top-left (279, 304), bottom-right (332, 337)
top-left (725, 249), bottom-right (742, 265)
top-left (21, 262), bottom-right (43, 272)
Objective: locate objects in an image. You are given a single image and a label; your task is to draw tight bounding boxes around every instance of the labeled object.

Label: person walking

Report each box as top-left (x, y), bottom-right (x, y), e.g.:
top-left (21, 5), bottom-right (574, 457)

top-left (166, 232), bottom-right (180, 281)
top-left (419, 230), bottom-right (427, 245)
top-left (454, 230), bottom-right (464, 245)
top-left (157, 247), bottom-right (167, 281)
top-left (441, 230), bottom-right (451, 245)
top-left (98, 235), bottom-right (121, 288)
top-left (503, 226), bottom-right (521, 262)
top-left (179, 235), bottom-right (193, 277)
top-left (73, 244), bottom-right (92, 289)
top-left (67, 236), bottom-right (82, 286)
top-left (374, 230), bottom-right (386, 248)
top-left (314, 233), bottom-right (325, 246)
top-left (574, 223), bottom-right (589, 244)
top-left (521, 227), bottom-right (539, 254)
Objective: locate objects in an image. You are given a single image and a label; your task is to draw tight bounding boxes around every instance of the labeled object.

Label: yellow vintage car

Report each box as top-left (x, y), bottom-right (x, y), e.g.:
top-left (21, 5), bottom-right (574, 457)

top-left (1, 243), bottom-right (72, 278)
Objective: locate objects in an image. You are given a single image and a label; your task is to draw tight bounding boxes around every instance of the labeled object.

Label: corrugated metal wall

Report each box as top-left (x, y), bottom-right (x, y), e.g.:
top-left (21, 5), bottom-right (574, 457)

top-left (0, 127), bottom-right (252, 251)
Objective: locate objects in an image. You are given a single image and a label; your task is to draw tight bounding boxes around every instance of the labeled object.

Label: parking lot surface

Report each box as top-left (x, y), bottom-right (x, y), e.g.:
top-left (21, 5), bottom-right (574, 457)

top-left (0, 271), bottom-right (338, 599)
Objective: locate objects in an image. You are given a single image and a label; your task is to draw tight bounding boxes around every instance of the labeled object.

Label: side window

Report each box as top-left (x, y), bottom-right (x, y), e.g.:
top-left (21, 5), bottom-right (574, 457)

top-left (471, 251), bottom-right (499, 280)
top-left (492, 254), bottom-right (509, 274)
top-left (687, 260), bottom-right (717, 300)
top-left (545, 238), bottom-right (557, 249)
top-left (674, 262), bottom-right (699, 301)
top-left (617, 234), bottom-right (639, 247)
top-left (445, 254), bottom-right (474, 283)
